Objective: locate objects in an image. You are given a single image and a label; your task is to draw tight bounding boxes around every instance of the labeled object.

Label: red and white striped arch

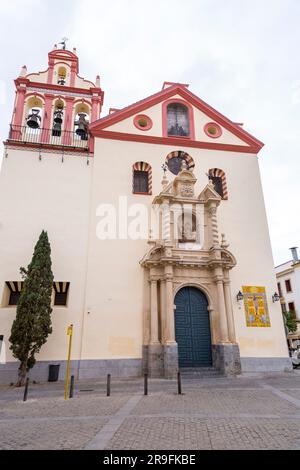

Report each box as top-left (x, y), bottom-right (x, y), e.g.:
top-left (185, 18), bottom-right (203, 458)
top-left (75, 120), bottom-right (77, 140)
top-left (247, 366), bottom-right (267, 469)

top-left (208, 168), bottom-right (228, 200)
top-left (132, 161), bottom-right (152, 195)
top-left (165, 151), bottom-right (195, 171)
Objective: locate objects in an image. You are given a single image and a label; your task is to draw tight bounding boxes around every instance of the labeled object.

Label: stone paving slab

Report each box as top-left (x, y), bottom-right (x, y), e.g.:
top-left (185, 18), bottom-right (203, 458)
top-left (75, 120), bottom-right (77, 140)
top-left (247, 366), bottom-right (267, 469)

top-left (0, 395), bottom-right (130, 419)
top-left (131, 390), bottom-right (299, 416)
top-left (0, 417), bottom-right (107, 450)
top-left (0, 373), bottom-right (300, 450)
top-left (280, 389), bottom-right (300, 400)
top-left (107, 417), bottom-right (300, 450)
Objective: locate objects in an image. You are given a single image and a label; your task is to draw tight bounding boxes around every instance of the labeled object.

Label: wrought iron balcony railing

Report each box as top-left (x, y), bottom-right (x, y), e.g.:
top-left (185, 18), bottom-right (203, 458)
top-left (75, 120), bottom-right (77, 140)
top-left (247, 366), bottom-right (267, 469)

top-left (8, 125), bottom-right (89, 150)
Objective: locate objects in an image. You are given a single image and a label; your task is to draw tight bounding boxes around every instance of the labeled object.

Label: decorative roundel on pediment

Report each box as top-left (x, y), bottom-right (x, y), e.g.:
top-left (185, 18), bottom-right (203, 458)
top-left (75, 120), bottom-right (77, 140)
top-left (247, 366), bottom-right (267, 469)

top-left (165, 151), bottom-right (195, 175)
top-left (134, 114), bottom-right (153, 131)
top-left (204, 122), bottom-right (223, 138)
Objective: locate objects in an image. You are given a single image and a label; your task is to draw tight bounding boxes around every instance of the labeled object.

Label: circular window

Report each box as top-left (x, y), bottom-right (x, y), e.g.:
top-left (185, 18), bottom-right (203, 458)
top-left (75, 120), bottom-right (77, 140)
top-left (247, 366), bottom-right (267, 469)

top-left (134, 114), bottom-right (153, 131)
top-left (204, 122), bottom-right (222, 139)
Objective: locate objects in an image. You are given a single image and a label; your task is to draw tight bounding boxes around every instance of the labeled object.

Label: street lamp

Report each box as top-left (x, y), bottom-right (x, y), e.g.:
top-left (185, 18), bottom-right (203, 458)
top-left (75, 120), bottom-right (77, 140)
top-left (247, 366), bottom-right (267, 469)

top-left (237, 291), bottom-right (244, 302)
top-left (272, 292), bottom-right (280, 303)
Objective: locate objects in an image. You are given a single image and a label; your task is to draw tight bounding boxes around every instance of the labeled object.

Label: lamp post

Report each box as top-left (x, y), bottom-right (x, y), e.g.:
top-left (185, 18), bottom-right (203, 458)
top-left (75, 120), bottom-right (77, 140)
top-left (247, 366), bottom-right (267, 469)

top-left (64, 324), bottom-right (73, 400)
top-left (272, 292), bottom-right (281, 303)
top-left (236, 291), bottom-right (244, 302)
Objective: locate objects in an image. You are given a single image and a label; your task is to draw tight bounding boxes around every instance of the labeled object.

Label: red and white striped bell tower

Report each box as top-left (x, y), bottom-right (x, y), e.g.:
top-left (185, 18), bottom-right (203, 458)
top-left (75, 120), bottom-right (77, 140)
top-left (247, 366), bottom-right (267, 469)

top-left (7, 43), bottom-right (104, 157)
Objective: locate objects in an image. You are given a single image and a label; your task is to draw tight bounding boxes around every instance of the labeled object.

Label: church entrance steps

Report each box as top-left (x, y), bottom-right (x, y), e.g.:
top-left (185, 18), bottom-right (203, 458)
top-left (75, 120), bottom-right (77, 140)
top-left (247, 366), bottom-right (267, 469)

top-left (180, 367), bottom-right (223, 379)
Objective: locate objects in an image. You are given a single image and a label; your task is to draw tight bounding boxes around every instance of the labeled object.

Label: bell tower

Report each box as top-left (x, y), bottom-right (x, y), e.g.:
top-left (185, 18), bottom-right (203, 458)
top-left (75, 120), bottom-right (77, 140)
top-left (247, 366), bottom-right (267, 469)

top-left (7, 43), bottom-right (104, 158)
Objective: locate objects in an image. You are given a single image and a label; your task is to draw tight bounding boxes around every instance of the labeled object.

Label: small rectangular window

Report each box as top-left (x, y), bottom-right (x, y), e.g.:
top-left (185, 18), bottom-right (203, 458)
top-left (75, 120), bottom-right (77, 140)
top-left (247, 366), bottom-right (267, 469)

top-left (133, 170), bottom-right (149, 194)
top-left (288, 302), bottom-right (295, 313)
top-left (4, 281), bottom-right (23, 307)
top-left (277, 282), bottom-right (282, 297)
top-left (281, 303), bottom-right (287, 314)
top-left (285, 279), bottom-right (292, 293)
top-left (53, 282), bottom-right (70, 307)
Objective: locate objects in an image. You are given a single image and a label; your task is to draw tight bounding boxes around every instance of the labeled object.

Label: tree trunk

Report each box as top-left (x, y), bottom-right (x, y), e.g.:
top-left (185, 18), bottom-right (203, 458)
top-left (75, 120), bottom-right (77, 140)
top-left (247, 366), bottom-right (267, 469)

top-left (16, 359), bottom-right (28, 387)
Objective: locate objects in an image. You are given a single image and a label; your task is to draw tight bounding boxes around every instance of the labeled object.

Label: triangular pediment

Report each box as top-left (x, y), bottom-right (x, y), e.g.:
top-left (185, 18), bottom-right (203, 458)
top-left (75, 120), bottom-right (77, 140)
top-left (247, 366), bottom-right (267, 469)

top-left (90, 83), bottom-right (264, 153)
top-left (198, 183), bottom-right (222, 203)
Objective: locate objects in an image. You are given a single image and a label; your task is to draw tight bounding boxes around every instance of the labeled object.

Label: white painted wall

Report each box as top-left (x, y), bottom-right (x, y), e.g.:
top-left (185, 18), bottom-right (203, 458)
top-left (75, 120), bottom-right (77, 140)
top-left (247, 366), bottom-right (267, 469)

top-left (82, 137), bottom-right (288, 360)
top-left (0, 149), bottom-right (92, 362)
top-left (0, 121), bottom-right (289, 364)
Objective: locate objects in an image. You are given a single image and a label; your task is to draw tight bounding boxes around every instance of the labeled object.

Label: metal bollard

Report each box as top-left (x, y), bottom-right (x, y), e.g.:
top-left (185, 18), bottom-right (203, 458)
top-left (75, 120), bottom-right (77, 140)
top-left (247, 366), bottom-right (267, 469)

top-left (23, 377), bottom-right (29, 402)
top-left (144, 373), bottom-right (148, 396)
top-left (177, 372), bottom-right (182, 395)
top-left (69, 375), bottom-right (74, 398)
top-left (107, 374), bottom-right (111, 397)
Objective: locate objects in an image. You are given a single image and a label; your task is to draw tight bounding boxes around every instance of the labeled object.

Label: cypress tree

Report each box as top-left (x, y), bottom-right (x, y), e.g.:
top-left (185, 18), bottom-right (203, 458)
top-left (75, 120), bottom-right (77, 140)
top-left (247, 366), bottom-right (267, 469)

top-left (9, 231), bottom-right (54, 386)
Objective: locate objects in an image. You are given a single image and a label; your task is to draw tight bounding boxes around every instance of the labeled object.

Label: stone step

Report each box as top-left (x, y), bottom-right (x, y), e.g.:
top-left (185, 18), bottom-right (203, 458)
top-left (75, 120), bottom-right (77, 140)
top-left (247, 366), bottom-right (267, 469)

top-left (179, 367), bottom-right (222, 378)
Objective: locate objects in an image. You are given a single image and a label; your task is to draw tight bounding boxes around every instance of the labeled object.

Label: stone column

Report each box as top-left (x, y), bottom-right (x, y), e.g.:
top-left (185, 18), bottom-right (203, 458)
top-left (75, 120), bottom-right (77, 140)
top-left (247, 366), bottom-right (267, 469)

top-left (160, 279), bottom-right (166, 342)
top-left (150, 278), bottom-right (159, 344)
top-left (148, 275), bottom-right (163, 377)
top-left (223, 277), bottom-right (236, 343)
top-left (216, 277), bottom-right (229, 343)
top-left (163, 265), bottom-right (178, 379)
top-left (209, 203), bottom-right (220, 248)
top-left (165, 269), bottom-right (176, 344)
top-left (162, 200), bottom-right (171, 243)
top-left (213, 273), bottom-right (241, 376)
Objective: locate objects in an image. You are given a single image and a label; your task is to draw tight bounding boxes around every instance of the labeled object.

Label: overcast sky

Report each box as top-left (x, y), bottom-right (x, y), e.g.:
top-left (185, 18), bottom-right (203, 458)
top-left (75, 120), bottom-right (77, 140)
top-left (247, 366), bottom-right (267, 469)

top-left (0, 0), bottom-right (299, 265)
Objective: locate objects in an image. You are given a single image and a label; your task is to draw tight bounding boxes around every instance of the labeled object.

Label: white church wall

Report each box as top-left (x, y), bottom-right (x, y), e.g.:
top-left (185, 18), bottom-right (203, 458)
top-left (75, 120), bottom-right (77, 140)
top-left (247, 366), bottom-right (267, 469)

top-left (0, 149), bottom-right (92, 364)
top-left (86, 137), bottom-right (288, 362)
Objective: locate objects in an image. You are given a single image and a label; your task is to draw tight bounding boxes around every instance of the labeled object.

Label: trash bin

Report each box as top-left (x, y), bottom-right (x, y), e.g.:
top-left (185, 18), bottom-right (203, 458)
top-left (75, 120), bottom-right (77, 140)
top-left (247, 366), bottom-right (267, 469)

top-left (48, 364), bottom-right (60, 382)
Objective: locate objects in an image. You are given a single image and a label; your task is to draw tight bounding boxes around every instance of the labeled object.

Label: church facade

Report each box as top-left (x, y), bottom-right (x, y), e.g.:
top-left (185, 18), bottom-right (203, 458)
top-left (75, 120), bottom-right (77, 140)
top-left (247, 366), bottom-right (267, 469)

top-left (0, 46), bottom-right (291, 382)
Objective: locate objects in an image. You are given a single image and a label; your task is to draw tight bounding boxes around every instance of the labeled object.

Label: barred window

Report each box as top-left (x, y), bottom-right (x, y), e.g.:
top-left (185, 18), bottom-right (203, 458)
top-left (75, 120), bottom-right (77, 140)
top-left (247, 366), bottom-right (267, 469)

top-left (210, 176), bottom-right (224, 198)
top-left (5, 281), bottom-right (23, 306)
top-left (208, 168), bottom-right (228, 200)
top-left (53, 282), bottom-right (70, 306)
top-left (132, 162), bottom-right (152, 195)
top-left (133, 171), bottom-right (149, 194)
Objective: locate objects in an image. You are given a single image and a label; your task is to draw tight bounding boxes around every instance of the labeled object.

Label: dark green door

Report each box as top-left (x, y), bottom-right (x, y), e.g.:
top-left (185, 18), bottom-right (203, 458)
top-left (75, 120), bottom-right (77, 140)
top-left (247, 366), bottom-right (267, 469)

top-left (175, 287), bottom-right (212, 367)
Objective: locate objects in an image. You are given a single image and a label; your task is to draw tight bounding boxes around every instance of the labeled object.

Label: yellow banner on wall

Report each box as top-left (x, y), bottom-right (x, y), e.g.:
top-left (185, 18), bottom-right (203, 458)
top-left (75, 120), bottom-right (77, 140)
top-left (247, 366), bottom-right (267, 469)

top-left (242, 286), bottom-right (271, 327)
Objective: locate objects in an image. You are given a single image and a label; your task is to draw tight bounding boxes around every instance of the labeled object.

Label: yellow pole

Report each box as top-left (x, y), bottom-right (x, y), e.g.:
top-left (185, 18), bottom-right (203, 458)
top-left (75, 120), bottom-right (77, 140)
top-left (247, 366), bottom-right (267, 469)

top-left (64, 324), bottom-right (73, 400)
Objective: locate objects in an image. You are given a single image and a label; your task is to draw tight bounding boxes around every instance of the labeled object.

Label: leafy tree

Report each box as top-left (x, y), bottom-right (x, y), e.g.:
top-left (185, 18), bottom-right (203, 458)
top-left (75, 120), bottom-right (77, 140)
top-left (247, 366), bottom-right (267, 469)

top-left (283, 310), bottom-right (298, 334)
top-left (9, 231), bottom-right (54, 386)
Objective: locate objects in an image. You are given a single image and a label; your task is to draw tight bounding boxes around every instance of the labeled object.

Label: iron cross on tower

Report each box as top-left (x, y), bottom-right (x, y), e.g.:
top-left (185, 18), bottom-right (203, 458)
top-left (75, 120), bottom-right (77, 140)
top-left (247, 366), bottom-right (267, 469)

top-left (59, 37), bottom-right (69, 50)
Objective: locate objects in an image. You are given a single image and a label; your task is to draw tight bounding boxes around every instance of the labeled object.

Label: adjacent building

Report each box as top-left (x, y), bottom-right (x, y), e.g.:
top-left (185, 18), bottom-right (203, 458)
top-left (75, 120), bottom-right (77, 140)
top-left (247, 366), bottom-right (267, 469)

top-left (276, 247), bottom-right (300, 347)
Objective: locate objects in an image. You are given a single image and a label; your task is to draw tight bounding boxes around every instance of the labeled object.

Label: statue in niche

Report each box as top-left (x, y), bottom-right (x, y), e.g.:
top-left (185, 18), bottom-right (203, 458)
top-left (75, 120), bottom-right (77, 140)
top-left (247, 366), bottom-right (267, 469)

top-left (178, 216), bottom-right (197, 242)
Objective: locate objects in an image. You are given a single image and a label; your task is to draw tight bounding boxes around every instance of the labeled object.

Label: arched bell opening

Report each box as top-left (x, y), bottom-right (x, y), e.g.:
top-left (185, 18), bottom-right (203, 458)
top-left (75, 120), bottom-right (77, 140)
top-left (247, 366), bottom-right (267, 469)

top-left (51, 99), bottom-right (65, 137)
top-left (25, 96), bottom-right (44, 131)
top-left (57, 66), bottom-right (67, 85)
top-left (73, 102), bottom-right (91, 141)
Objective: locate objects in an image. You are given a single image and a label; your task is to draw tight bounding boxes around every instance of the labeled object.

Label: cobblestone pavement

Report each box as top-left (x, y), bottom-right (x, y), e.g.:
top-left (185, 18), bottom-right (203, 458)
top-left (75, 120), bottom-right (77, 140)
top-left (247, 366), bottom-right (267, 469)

top-left (0, 372), bottom-right (300, 450)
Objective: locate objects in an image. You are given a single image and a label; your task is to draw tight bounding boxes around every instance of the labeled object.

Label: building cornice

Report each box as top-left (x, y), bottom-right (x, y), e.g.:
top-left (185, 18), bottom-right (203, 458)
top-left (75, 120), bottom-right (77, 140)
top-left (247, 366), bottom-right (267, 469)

top-left (91, 129), bottom-right (260, 154)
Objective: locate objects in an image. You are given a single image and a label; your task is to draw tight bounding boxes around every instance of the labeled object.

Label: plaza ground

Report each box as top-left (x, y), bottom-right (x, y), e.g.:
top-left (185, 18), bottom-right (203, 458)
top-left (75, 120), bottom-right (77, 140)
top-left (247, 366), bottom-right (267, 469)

top-left (0, 372), bottom-right (300, 450)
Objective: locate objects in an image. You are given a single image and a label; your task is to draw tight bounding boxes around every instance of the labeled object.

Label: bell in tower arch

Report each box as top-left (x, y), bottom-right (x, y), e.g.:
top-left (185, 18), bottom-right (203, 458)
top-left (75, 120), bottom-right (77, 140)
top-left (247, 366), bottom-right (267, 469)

top-left (74, 113), bottom-right (89, 141)
top-left (52, 108), bottom-right (64, 137)
top-left (27, 109), bottom-right (41, 129)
